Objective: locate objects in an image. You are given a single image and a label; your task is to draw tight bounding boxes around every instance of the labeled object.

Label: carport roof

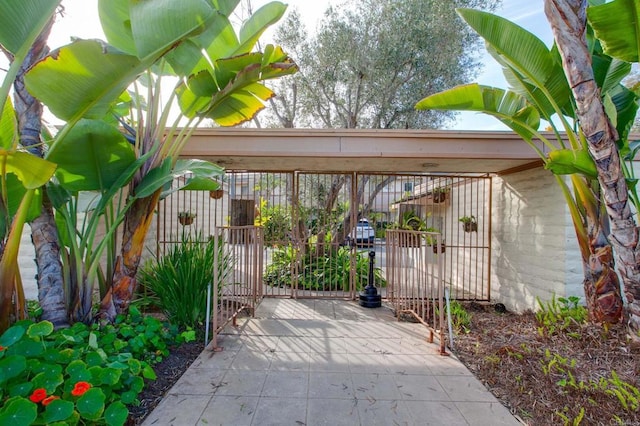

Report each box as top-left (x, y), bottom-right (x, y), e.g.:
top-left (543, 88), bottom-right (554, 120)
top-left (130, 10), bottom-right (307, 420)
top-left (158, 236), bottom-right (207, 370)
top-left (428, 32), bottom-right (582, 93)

top-left (181, 128), bottom-right (547, 175)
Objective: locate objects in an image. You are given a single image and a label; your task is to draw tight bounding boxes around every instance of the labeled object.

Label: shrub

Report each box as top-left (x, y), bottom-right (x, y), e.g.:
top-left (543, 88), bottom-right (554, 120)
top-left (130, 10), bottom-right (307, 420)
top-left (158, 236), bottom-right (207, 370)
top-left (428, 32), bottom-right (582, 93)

top-left (265, 245), bottom-right (385, 291)
top-left (137, 232), bottom-right (234, 329)
top-left (0, 308), bottom-right (193, 425)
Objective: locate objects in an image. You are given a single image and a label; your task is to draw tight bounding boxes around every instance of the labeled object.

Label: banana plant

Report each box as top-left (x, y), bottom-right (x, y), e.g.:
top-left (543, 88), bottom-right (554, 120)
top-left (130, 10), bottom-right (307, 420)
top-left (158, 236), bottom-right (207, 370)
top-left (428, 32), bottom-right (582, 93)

top-left (0, 0), bottom-right (59, 332)
top-left (416, 8), bottom-right (636, 324)
top-left (25, 0), bottom-right (297, 322)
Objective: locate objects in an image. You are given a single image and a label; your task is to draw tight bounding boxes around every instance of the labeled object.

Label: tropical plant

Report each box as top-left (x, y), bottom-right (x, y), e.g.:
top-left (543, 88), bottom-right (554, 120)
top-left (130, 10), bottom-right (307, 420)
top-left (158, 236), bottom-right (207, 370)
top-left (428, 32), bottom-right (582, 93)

top-left (137, 233), bottom-right (234, 329)
top-left (416, 7), bottom-right (631, 326)
top-left (543, 0), bottom-right (640, 342)
top-left (16, 0), bottom-right (296, 326)
top-left (0, 1), bottom-right (59, 333)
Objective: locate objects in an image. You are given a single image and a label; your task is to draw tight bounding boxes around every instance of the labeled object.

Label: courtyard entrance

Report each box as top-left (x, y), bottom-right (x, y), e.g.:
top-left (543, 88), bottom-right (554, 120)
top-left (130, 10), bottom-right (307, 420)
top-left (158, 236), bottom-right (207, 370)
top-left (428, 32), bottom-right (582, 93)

top-left (156, 171), bottom-right (491, 302)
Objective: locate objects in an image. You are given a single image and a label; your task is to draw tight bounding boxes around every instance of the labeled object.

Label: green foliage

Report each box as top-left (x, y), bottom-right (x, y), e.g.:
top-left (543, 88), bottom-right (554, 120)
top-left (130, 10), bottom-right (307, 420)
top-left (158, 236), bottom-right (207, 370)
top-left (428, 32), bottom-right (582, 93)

top-left (536, 295), bottom-right (588, 337)
top-left (137, 232), bottom-right (234, 328)
top-left (446, 300), bottom-right (471, 334)
top-left (0, 311), bottom-right (189, 425)
top-left (264, 245), bottom-right (386, 291)
top-left (255, 199), bottom-right (291, 247)
top-left (541, 349), bottom-right (640, 423)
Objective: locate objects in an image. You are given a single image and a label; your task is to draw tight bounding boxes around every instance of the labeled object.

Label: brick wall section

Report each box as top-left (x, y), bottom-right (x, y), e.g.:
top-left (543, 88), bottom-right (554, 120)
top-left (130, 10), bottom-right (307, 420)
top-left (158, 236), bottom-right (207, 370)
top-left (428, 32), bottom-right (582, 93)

top-left (491, 168), bottom-right (583, 313)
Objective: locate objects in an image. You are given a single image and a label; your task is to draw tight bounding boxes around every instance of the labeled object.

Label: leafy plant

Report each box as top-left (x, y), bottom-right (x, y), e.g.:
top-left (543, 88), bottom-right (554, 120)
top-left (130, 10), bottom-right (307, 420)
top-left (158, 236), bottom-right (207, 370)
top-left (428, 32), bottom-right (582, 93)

top-left (137, 233), bottom-right (234, 328)
top-left (459, 215), bottom-right (477, 232)
top-left (440, 300), bottom-right (471, 334)
top-left (0, 309), bottom-right (191, 425)
top-left (536, 295), bottom-right (588, 337)
top-left (264, 245), bottom-right (385, 291)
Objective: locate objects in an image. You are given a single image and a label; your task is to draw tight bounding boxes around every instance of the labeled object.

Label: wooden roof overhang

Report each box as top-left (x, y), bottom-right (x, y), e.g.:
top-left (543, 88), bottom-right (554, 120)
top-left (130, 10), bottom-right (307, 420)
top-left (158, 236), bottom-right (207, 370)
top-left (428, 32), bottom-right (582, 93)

top-left (181, 128), bottom-right (547, 175)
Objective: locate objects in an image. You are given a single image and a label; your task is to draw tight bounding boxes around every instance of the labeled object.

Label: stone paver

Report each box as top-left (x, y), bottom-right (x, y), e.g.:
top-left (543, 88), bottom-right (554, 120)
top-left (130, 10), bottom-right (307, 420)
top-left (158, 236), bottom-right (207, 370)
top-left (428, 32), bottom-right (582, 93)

top-left (142, 299), bottom-right (522, 426)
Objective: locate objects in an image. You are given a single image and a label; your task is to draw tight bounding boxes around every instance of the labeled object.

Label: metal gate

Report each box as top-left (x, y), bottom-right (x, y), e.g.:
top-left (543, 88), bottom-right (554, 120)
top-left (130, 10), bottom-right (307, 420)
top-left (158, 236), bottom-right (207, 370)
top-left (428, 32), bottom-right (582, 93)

top-left (156, 171), bottom-right (491, 302)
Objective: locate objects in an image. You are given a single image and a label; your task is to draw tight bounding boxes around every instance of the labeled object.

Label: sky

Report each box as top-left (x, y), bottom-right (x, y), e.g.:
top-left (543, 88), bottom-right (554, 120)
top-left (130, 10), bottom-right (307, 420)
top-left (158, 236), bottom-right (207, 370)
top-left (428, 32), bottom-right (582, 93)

top-left (47, 0), bottom-right (552, 131)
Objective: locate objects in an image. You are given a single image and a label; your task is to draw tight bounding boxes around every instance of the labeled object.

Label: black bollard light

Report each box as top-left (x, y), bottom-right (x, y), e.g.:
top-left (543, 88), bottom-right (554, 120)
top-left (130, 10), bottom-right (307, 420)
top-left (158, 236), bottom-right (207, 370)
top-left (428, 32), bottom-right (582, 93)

top-left (359, 250), bottom-right (382, 308)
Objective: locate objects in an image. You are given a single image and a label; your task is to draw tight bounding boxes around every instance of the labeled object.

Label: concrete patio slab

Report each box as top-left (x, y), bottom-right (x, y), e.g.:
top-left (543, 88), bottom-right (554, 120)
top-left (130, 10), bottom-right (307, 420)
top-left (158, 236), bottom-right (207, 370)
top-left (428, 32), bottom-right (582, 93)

top-left (141, 299), bottom-right (522, 426)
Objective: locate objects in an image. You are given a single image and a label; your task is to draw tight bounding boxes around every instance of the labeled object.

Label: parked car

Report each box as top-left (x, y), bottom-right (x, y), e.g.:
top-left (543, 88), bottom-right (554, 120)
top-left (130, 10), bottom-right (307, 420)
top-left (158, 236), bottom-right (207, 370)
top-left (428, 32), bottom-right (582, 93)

top-left (349, 219), bottom-right (375, 247)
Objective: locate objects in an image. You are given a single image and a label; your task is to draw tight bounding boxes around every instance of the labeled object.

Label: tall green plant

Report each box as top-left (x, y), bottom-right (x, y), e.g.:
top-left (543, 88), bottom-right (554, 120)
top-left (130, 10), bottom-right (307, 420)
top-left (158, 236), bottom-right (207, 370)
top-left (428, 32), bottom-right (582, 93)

top-left (19, 0), bottom-right (296, 326)
top-left (416, 8), bottom-right (631, 324)
top-left (0, 1), bottom-right (59, 332)
top-left (137, 232), bottom-right (234, 328)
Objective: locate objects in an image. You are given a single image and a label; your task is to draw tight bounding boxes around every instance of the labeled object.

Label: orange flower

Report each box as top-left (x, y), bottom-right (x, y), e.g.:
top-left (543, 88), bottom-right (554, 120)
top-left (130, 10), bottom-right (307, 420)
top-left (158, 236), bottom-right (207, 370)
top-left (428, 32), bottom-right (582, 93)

top-left (71, 381), bottom-right (91, 396)
top-left (29, 388), bottom-right (47, 403)
top-left (42, 395), bottom-right (59, 406)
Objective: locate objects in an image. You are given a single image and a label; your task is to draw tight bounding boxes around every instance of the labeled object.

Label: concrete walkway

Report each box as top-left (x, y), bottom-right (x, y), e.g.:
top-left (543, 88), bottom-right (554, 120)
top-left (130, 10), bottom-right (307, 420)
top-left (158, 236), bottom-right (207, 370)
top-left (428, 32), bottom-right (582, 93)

top-left (142, 299), bottom-right (521, 426)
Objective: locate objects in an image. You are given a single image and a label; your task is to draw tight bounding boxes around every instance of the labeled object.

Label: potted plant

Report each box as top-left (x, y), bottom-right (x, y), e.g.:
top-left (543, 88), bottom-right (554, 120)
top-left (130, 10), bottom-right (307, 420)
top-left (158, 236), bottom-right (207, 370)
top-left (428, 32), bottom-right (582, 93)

top-left (432, 186), bottom-right (450, 203)
top-left (392, 210), bottom-right (437, 247)
top-left (432, 239), bottom-right (446, 254)
top-left (178, 211), bottom-right (196, 226)
top-left (209, 188), bottom-right (224, 199)
top-left (459, 215), bottom-right (478, 232)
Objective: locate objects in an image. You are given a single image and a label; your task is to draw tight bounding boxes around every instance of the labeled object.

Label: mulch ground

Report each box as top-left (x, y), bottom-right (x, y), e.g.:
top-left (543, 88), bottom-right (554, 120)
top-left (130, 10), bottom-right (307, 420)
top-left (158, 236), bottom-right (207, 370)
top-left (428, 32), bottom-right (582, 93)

top-left (453, 302), bottom-right (640, 425)
top-left (126, 341), bottom-right (204, 425)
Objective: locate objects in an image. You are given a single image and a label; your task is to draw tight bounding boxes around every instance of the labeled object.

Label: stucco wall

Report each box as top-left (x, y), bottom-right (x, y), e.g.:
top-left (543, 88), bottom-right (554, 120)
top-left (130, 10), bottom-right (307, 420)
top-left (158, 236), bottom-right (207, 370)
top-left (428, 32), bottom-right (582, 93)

top-left (491, 167), bottom-right (583, 313)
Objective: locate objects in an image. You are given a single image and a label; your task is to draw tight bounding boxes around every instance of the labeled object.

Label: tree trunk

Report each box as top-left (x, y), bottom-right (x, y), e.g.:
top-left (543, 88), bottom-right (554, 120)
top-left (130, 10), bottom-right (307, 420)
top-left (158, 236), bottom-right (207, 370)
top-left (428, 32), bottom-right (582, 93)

top-left (12, 18), bottom-right (69, 328)
top-left (545, 0), bottom-right (639, 342)
top-left (98, 191), bottom-right (161, 321)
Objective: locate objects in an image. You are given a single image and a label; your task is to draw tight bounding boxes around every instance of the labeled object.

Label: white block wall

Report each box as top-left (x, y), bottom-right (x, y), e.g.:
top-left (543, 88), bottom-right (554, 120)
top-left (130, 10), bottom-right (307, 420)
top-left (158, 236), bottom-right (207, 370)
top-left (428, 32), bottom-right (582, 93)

top-left (491, 167), bottom-right (584, 313)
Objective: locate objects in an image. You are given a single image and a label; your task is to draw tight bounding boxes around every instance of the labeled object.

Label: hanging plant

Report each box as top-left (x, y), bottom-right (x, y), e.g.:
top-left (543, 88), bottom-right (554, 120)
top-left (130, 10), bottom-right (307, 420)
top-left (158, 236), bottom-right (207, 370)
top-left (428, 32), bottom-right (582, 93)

top-left (459, 215), bottom-right (478, 233)
top-left (178, 211), bottom-right (196, 226)
top-left (432, 187), bottom-right (450, 203)
top-left (209, 189), bottom-right (223, 199)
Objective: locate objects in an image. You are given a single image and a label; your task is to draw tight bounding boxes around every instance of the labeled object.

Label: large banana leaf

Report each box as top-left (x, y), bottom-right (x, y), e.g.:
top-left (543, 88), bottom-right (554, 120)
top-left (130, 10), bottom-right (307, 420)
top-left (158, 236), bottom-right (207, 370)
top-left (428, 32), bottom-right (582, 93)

top-left (177, 47), bottom-right (296, 125)
top-left (457, 8), bottom-right (573, 122)
top-left (129, 0), bottom-right (214, 60)
top-left (416, 83), bottom-right (541, 143)
top-left (0, 0), bottom-right (61, 113)
top-left (588, 0), bottom-right (640, 62)
top-left (0, 99), bottom-right (17, 150)
top-left (46, 120), bottom-right (136, 192)
top-left (134, 158), bottom-right (224, 199)
top-left (0, 0), bottom-right (60, 55)
top-left (24, 40), bottom-right (143, 123)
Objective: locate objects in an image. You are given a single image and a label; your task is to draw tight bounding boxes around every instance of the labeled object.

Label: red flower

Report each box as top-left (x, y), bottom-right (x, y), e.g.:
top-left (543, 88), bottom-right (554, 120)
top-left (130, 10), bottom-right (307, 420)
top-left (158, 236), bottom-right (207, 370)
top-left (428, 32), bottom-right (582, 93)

top-left (29, 388), bottom-right (47, 403)
top-left (71, 381), bottom-right (91, 396)
top-left (0, 345), bottom-right (6, 351)
top-left (42, 396), bottom-right (59, 406)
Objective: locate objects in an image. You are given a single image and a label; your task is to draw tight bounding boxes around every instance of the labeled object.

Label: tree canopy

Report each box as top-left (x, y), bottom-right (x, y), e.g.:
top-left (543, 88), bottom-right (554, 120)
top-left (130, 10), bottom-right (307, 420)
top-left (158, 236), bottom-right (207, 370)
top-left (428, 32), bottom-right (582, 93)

top-left (260, 0), bottom-right (500, 129)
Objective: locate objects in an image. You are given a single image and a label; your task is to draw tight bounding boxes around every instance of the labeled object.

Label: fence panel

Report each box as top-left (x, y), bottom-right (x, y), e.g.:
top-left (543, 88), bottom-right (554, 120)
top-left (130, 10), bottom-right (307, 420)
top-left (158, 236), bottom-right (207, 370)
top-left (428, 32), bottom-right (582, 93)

top-left (206, 226), bottom-right (263, 349)
top-left (386, 229), bottom-right (446, 354)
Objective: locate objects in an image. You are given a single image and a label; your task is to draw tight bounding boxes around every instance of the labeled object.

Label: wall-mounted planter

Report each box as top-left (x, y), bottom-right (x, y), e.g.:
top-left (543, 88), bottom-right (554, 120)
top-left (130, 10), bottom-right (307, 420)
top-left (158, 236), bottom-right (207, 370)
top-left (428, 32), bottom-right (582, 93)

top-left (209, 189), bottom-right (224, 199)
top-left (463, 222), bottom-right (478, 233)
top-left (178, 213), bottom-right (195, 226)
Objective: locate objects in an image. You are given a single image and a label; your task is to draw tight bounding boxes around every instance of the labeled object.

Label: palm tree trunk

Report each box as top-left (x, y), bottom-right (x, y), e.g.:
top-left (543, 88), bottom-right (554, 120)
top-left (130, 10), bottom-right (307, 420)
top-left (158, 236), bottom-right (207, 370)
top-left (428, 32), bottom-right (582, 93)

top-left (98, 191), bottom-right (161, 321)
top-left (545, 0), bottom-right (640, 343)
top-left (12, 18), bottom-right (69, 328)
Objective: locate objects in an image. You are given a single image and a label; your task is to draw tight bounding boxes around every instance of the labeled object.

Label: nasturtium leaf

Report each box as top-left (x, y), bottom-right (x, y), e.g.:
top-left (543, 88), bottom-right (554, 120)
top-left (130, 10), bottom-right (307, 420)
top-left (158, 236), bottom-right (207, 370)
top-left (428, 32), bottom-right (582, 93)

top-left (0, 355), bottom-right (26, 383)
top-left (66, 360), bottom-right (92, 383)
top-left (42, 399), bottom-right (74, 423)
top-left (76, 387), bottom-right (106, 418)
top-left (8, 381), bottom-right (32, 398)
top-left (7, 338), bottom-right (43, 358)
top-left (104, 401), bottom-right (128, 426)
top-left (27, 320), bottom-right (54, 338)
top-left (0, 325), bottom-right (25, 347)
top-left (142, 364), bottom-right (157, 380)
top-left (0, 397), bottom-right (37, 425)
top-left (31, 370), bottom-right (64, 394)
